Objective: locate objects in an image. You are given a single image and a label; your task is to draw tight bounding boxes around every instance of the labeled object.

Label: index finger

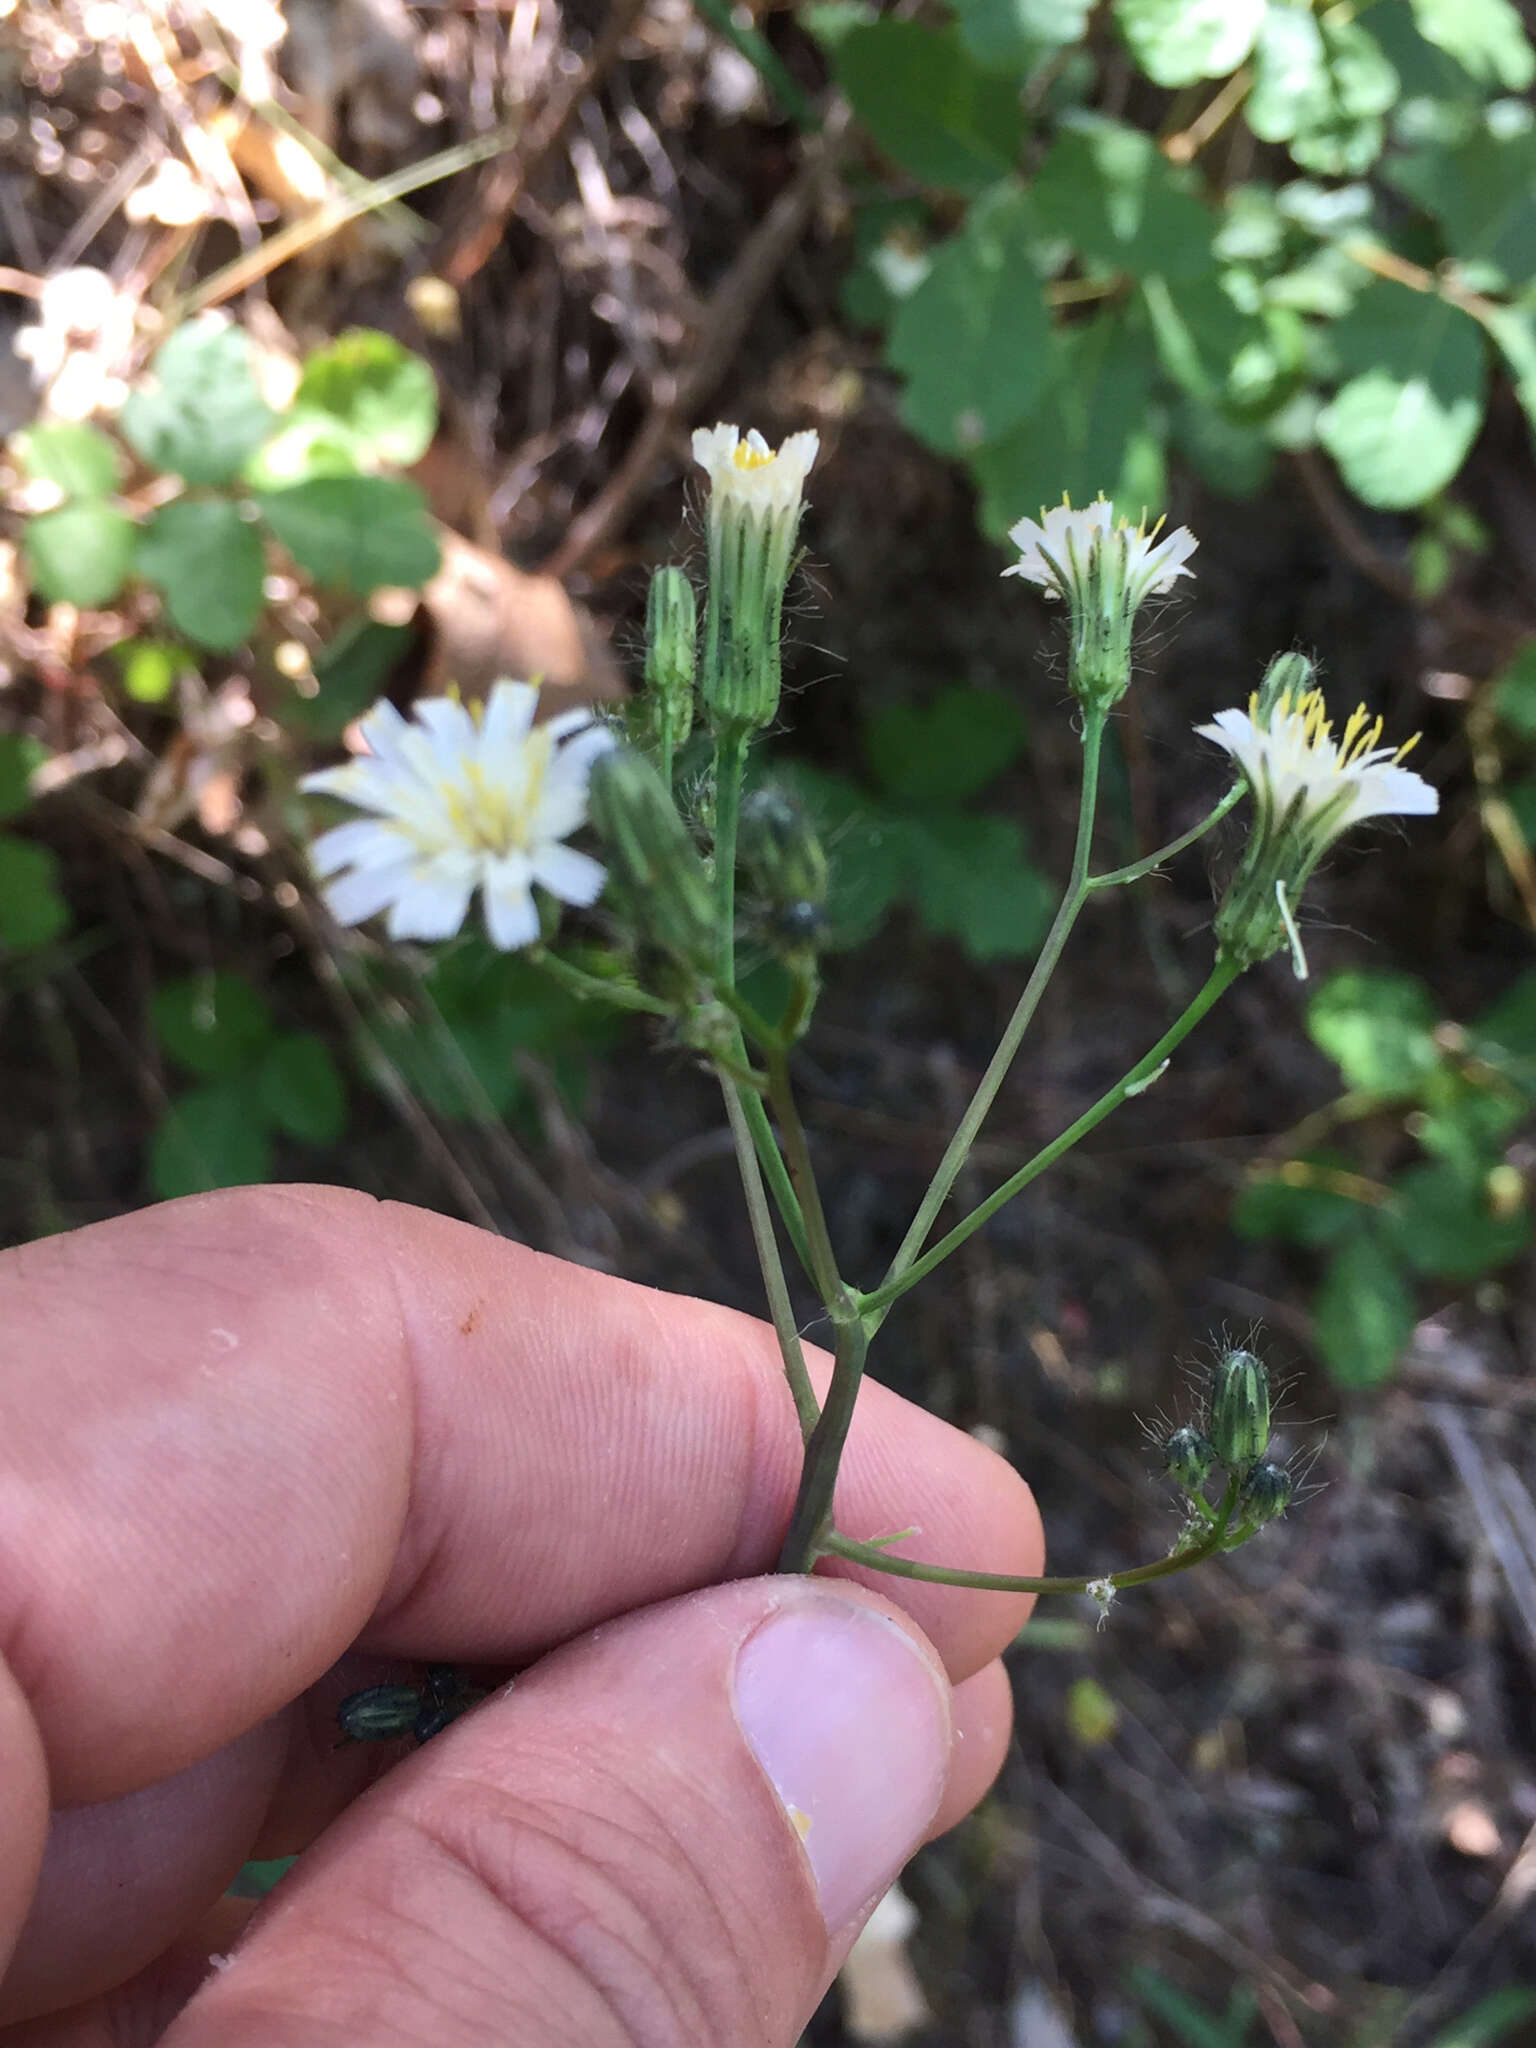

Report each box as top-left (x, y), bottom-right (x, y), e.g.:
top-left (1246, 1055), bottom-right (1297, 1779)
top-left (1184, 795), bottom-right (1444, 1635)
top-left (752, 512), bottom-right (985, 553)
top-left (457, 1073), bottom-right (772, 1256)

top-left (0, 1186), bottom-right (1040, 1805)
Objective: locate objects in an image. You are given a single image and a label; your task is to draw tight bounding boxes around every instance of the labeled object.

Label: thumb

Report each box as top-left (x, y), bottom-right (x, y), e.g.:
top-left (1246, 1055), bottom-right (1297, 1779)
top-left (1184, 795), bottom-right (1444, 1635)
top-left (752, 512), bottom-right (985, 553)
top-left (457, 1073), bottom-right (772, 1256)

top-left (167, 1579), bottom-right (995, 2047)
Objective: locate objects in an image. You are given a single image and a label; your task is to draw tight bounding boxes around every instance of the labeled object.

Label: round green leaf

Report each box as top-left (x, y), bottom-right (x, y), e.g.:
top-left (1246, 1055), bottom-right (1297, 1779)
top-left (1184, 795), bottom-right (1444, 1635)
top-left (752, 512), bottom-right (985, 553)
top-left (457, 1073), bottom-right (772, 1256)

top-left (259, 1032), bottom-right (347, 1146)
top-left (908, 811), bottom-right (1055, 961)
top-left (0, 833), bottom-right (69, 952)
top-left (1313, 1229), bottom-right (1415, 1388)
top-left (1318, 288), bottom-right (1486, 508)
top-left (1385, 1161), bottom-right (1532, 1279)
top-left (1113, 0), bottom-right (1265, 86)
top-left (888, 183), bottom-right (1049, 453)
top-left (865, 687), bottom-right (1027, 806)
top-left (951, 0), bottom-right (1092, 68)
top-left (292, 330), bottom-right (439, 469)
top-left (256, 476), bottom-right (441, 594)
top-left (13, 420), bottom-right (122, 499)
top-left (0, 735), bottom-right (45, 822)
top-left (1305, 967), bottom-right (1442, 1094)
top-left (1408, 0), bottom-right (1534, 90)
top-left (120, 321), bottom-right (277, 487)
top-left (150, 1079), bottom-right (273, 1199)
top-left (24, 502), bottom-right (137, 608)
top-left (112, 638), bottom-right (191, 705)
top-left (137, 498), bottom-right (265, 651)
top-left (830, 20), bottom-right (1025, 192)
top-left (151, 970), bottom-right (273, 1077)
top-left (1032, 114), bottom-right (1217, 280)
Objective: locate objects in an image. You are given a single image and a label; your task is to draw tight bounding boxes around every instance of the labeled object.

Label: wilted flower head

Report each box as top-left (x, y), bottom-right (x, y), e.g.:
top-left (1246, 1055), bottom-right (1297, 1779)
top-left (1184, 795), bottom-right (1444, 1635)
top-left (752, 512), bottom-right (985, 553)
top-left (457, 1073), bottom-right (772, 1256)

top-left (1198, 680), bottom-right (1437, 975)
top-left (1003, 495), bottom-right (1196, 710)
top-left (691, 423), bottom-right (819, 732)
top-left (302, 681), bottom-right (613, 950)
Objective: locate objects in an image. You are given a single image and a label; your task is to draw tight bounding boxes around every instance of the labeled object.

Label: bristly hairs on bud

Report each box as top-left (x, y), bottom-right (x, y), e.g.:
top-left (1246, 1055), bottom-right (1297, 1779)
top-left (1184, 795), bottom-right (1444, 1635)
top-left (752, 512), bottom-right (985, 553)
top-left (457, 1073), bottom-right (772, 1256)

top-left (586, 748), bottom-right (718, 979)
top-left (644, 566), bottom-right (698, 771)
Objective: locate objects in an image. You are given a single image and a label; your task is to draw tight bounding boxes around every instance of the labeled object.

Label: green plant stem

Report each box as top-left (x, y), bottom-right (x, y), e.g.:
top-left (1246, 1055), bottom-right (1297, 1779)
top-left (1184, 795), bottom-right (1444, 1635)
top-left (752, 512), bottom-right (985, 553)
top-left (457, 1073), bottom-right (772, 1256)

top-left (720, 1075), bottom-right (819, 1441)
top-left (713, 726), bottom-right (748, 991)
top-left (766, 1048), bottom-right (868, 1573)
top-left (779, 1314), bottom-right (869, 1572)
top-left (736, 1086), bottom-right (813, 1273)
top-left (689, 0), bottom-right (818, 130)
top-left (821, 1478), bottom-right (1240, 1595)
top-left (872, 706), bottom-right (1108, 1331)
top-left (858, 956), bottom-right (1243, 1319)
top-left (1087, 781), bottom-right (1245, 891)
top-left (531, 949), bottom-right (673, 1015)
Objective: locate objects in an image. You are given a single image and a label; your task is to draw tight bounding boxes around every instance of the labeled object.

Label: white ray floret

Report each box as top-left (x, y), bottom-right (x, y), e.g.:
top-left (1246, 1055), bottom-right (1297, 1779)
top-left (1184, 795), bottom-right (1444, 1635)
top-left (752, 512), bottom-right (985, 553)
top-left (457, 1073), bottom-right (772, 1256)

top-left (1004, 496), bottom-right (1197, 607)
top-left (1197, 689), bottom-right (1438, 836)
top-left (302, 681), bottom-right (614, 951)
top-left (691, 423), bottom-right (820, 522)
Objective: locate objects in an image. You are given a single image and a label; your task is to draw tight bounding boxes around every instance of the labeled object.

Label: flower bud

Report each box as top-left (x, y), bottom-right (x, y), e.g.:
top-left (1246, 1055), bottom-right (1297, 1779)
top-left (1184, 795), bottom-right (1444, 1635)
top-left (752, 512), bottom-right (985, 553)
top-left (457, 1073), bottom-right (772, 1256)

top-left (1164, 1424), bottom-right (1215, 1493)
top-left (1232, 1458), bottom-right (1293, 1535)
top-left (740, 784), bottom-right (828, 952)
top-left (1206, 1347), bottom-right (1271, 1471)
top-left (1252, 650), bottom-right (1315, 728)
top-left (587, 748), bottom-right (717, 974)
top-left (645, 566), bottom-right (697, 754)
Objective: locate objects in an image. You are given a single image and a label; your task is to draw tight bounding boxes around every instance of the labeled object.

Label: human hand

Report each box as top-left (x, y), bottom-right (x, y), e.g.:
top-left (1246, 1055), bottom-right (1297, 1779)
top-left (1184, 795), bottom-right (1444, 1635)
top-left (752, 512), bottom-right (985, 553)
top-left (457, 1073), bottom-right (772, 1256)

top-left (0, 1186), bottom-right (1042, 2043)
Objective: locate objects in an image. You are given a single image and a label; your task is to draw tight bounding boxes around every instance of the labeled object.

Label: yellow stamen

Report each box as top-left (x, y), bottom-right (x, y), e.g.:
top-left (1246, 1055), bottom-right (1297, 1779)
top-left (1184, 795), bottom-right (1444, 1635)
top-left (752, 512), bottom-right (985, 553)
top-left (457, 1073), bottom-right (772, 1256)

top-left (732, 442), bottom-right (774, 471)
top-left (1394, 731), bottom-right (1422, 763)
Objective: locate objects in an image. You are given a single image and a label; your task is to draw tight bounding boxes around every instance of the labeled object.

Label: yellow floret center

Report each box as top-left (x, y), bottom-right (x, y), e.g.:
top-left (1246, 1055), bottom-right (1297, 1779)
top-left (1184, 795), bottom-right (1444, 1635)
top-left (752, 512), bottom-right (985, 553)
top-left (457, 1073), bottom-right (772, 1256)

top-left (733, 441), bottom-right (775, 472)
top-left (1249, 686), bottom-right (1421, 770)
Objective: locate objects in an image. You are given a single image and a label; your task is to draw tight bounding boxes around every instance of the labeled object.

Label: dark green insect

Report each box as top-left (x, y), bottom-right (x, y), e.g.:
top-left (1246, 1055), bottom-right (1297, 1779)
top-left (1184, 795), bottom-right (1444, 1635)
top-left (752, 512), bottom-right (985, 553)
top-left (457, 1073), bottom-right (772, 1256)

top-left (335, 1664), bottom-right (488, 1748)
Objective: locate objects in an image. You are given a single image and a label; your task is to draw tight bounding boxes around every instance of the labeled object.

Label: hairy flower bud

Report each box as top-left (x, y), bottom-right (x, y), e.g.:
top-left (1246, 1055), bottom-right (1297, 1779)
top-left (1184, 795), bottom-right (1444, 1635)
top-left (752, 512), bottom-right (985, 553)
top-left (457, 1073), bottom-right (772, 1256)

top-left (587, 749), bottom-right (717, 974)
top-left (645, 566), bottom-right (697, 755)
top-left (1206, 1347), bottom-right (1271, 1471)
top-left (740, 784), bottom-right (828, 952)
top-left (1232, 1458), bottom-right (1293, 1534)
top-left (1165, 1424), bottom-right (1216, 1493)
top-left (1252, 650), bottom-right (1315, 728)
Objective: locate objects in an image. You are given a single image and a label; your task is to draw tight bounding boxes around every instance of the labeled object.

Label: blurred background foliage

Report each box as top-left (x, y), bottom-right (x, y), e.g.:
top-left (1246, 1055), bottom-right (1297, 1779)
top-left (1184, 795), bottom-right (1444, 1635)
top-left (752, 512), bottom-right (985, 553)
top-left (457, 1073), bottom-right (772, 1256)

top-left (2, 1), bottom-right (1536, 2041)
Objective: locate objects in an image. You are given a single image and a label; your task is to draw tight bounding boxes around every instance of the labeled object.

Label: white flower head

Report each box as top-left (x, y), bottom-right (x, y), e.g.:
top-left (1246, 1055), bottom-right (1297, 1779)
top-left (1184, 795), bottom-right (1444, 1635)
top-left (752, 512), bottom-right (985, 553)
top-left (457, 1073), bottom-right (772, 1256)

top-left (1198, 682), bottom-right (1438, 975)
top-left (1002, 495), bottom-right (1197, 710)
top-left (302, 681), bottom-right (614, 951)
top-left (691, 424), bottom-right (820, 524)
top-left (1004, 496), bottom-right (1197, 606)
top-left (1198, 689), bottom-right (1438, 837)
top-left (691, 424), bottom-right (819, 731)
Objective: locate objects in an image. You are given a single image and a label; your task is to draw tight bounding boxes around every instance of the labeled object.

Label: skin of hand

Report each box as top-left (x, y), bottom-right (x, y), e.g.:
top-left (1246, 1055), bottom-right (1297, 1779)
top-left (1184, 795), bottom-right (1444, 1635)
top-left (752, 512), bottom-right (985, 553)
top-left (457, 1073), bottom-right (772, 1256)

top-left (0, 1185), bottom-right (1043, 2046)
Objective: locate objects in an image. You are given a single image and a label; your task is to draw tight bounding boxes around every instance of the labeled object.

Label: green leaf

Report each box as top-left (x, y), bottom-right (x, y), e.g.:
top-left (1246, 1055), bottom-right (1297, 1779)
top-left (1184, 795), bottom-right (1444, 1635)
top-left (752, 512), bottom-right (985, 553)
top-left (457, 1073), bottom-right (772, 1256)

top-left (1113, 0), bottom-right (1265, 86)
top-left (908, 811), bottom-right (1054, 960)
top-left (120, 321), bottom-right (277, 487)
top-left (150, 1079), bottom-right (273, 1198)
top-left (24, 502), bottom-right (137, 608)
top-left (1473, 966), bottom-right (1536, 1071)
top-left (829, 20), bottom-right (1025, 191)
top-left (0, 834), bottom-right (69, 952)
top-left (1313, 1228), bottom-right (1416, 1387)
top-left (1318, 283), bottom-right (1486, 508)
top-left (292, 329), bottom-right (438, 468)
top-left (865, 686), bottom-right (1027, 805)
top-left (1407, 0), bottom-right (1534, 89)
top-left (950, 0), bottom-right (1091, 69)
top-left (1386, 1159), bottom-right (1531, 1279)
top-left (137, 498), bottom-right (265, 651)
top-left (887, 181), bottom-right (1048, 453)
top-left (1493, 641), bottom-right (1536, 737)
top-left (972, 304), bottom-right (1161, 538)
top-left (1388, 121), bottom-right (1536, 288)
top-left (1232, 1155), bottom-right (1370, 1246)
top-left (369, 944), bottom-right (616, 1121)
top-left (151, 970), bottom-right (273, 1077)
top-left (1428, 1988), bottom-right (1536, 2048)
top-left (280, 618), bottom-right (412, 739)
top-left (0, 735), bottom-right (45, 821)
top-left (776, 763), bottom-right (913, 950)
top-left (1140, 271), bottom-right (1265, 405)
top-left (13, 420), bottom-right (121, 499)
top-left (1249, 5), bottom-right (1397, 175)
top-left (256, 476), bottom-right (440, 594)
top-left (259, 1032), bottom-right (347, 1145)
top-left (1032, 113), bottom-right (1216, 279)
top-left (1306, 967), bottom-right (1442, 1094)
top-left (112, 638), bottom-right (190, 705)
